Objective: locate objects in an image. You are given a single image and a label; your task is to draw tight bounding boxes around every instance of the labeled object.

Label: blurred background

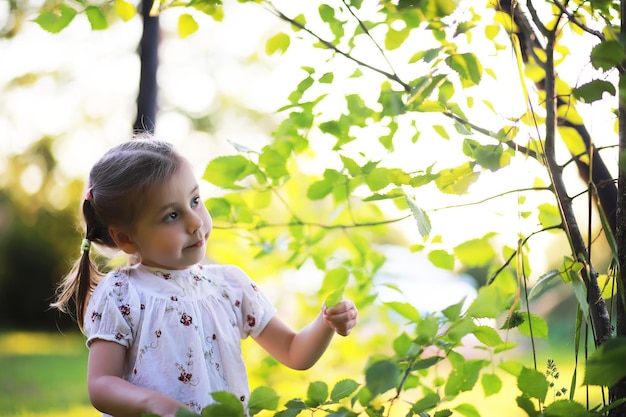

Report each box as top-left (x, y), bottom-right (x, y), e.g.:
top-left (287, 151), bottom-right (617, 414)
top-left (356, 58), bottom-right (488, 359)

top-left (0, 1), bottom-right (612, 416)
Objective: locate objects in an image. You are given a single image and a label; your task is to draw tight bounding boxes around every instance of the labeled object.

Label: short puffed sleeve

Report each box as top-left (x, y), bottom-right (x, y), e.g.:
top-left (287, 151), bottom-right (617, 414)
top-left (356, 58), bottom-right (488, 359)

top-left (221, 265), bottom-right (276, 339)
top-left (83, 270), bottom-right (140, 348)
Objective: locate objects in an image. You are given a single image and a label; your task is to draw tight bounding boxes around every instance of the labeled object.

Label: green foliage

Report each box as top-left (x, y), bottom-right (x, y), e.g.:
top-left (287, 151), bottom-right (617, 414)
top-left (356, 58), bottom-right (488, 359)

top-left (26, 0), bottom-right (626, 415)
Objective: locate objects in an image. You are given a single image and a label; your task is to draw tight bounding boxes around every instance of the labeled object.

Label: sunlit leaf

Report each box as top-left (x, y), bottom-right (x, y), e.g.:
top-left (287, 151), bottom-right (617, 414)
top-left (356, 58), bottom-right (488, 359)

top-left (203, 155), bottom-right (256, 188)
top-left (473, 325), bottom-right (504, 347)
top-left (517, 367), bottom-right (548, 401)
top-left (34, 5), bottom-right (77, 33)
top-left (385, 26), bottom-right (411, 50)
top-left (321, 267), bottom-right (349, 307)
top-left (330, 379), bottom-right (360, 402)
top-left (385, 301), bottom-right (420, 322)
top-left (248, 386), bottom-right (279, 416)
top-left (454, 403), bottom-right (480, 417)
top-left (405, 195), bottom-right (431, 237)
top-left (307, 381), bottom-right (329, 407)
top-left (178, 14), bottom-right (199, 38)
top-left (467, 280), bottom-right (513, 319)
top-left (86, 6), bottom-right (107, 30)
top-left (453, 238), bottom-right (495, 267)
top-left (543, 400), bottom-right (590, 417)
top-left (538, 203), bottom-right (561, 228)
top-left (115, 0), bottom-right (136, 21)
top-left (266, 32), bottom-right (290, 55)
top-left (412, 393), bottom-right (440, 414)
top-left (427, 249), bottom-right (454, 270)
top-left (445, 52), bottom-right (482, 87)
top-left (528, 269), bottom-right (561, 300)
top-left (517, 313), bottom-right (548, 338)
top-left (434, 163), bottom-right (479, 194)
top-left (481, 373), bottom-right (502, 397)
top-left (365, 360), bottom-right (400, 397)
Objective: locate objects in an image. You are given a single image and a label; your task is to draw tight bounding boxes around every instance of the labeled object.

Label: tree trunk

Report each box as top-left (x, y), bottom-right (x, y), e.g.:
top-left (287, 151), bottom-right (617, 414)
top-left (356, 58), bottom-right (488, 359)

top-left (133, 0), bottom-right (159, 133)
top-left (609, 2), bottom-right (626, 414)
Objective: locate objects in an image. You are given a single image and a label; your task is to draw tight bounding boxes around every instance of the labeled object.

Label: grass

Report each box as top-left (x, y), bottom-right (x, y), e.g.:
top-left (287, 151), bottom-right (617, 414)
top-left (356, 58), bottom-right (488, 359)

top-left (0, 330), bottom-right (612, 417)
top-left (0, 332), bottom-right (100, 417)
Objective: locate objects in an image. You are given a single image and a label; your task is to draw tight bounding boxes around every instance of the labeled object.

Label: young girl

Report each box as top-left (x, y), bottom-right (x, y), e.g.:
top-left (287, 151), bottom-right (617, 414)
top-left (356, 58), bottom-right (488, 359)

top-left (52, 138), bottom-right (358, 417)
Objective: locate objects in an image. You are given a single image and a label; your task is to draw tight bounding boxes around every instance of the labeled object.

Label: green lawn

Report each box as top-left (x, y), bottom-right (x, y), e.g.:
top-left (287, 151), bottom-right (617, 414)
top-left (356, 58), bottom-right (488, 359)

top-left (0, 332), bottom-right (99, 417)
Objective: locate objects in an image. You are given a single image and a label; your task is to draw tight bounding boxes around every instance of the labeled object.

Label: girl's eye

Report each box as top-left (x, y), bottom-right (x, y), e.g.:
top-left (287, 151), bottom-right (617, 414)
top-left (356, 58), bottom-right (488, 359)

top-left (165, 212), bottom-right (179, 222)
top-left (191, 196), bottom-right (200, 207)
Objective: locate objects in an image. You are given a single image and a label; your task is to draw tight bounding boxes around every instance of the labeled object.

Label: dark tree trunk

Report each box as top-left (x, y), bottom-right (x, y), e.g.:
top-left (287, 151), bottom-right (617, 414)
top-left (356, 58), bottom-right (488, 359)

top-left (609, 3), bottom-right (626, 415)
top-left (133, 0), bottom-right (159, 133)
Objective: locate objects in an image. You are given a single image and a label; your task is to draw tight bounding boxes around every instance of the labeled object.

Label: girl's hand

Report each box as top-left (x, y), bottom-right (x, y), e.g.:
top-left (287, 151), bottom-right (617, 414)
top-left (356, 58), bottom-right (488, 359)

top-left (323, 299), bottom-right (358, 336)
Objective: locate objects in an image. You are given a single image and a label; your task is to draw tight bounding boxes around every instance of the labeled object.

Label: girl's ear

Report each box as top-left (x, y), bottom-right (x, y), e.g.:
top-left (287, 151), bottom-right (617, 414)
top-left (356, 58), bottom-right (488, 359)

top-left (108, 226), bottom-right (137, 255)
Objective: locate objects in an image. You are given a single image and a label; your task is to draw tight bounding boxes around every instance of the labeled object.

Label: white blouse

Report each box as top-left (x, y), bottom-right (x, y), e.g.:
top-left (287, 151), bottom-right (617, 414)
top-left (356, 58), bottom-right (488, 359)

top-left (84, 263), bottom-right (276, 415)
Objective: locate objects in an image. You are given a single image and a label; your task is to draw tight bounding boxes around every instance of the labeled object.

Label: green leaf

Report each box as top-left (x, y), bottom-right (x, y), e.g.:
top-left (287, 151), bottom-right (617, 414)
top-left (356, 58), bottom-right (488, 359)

top-left (416, 314), bottom-right (438, 343)
top-left (34, 5), bottom-right (77, 33)
top-left (434, 163), bottom-right (479, 195)
top-left (428, 249), bottom-right (455, 270)
top-left (538, 203), bottom-right (561, 228)
top-left (467, 281), bottom-right (513, 319)
top-left (248, 386), bottom-right (279, 416)
top-left (266, 32), bottom-right (290, 55)
top-left (178, 13), bottom-right (199, 38)
top-left (405, 195), bottom-right (431, 238)
top-left (543, 400), bottom-right (589, 417)
top-left (481, 373), bottom-right (502, 397)
top-left (528, 269), bottom-right (561, 300)
top-left (321, 267), bottom-right (349, 307)
top-left (85, 6), bottom-right (108, 30)
top-left (307, 180), bottom-right (334, 200)
top-left (258, 147), bottom-right (289, 180)
top-left (330, 379), bottom-right (360, 402)
top-left (385, 301), bottom-right (420, 322)
top-left (365, 360), bottom-right (400, 397)
top-left (462, 139), bottom-right (508, 171)
top-left (202, 391), bottom-right (245, 417)
top-left (454, 403), bottom-right (481, 417)
top-left (115, 0), bottom-right (136, 21)
top-left (411, 356), bottom-right (444, 371)
top-left (517, 367), bottom-right (548, 401)
top-left (445, 358), bottom-right (484, 396)
top-left (447, 317), bottom-right (475, 343)
top-left (473, 325), bottom-right (504, 347)
top-left (572, 79), bottom-right (616, 103)
top-left (453, 238), bottom-right (496, 267)
top-left (175, 408), bottom-right (202, 417)
top-left (445, 52), bottom-right (482, 87)
top-left (516, 395), bottom-right (538, 417)
top-left (203, 155), bottom-right (256, 188)
top-left (517, 313), bottom-right (548, 338)
top-left (385, 26), bottom-right (411, 50)
top-left (307, 381), bottom-right (329, 407)
top-left (584, 337), bottom-right (626, 386)
top-left (442, 298), bottom-right (465, 321)
top-left (366, 167), bottom-right (392, 191)
top-left (412, 393), bottom-right (440, 413)
top-left (591, 40), bottom-right (626, 71)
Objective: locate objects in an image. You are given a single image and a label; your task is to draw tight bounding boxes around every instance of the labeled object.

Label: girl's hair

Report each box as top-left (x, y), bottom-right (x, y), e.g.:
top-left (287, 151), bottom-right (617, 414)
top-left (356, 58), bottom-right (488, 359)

top-left (51, 137), bottom-right (185, 332)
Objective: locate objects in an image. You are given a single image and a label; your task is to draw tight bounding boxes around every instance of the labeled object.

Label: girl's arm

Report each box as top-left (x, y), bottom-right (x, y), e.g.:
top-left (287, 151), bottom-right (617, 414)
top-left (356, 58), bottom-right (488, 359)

top-left (87, 339), bottom-right (190, 417)
top-left (254, 299), bottom-right (358, 370)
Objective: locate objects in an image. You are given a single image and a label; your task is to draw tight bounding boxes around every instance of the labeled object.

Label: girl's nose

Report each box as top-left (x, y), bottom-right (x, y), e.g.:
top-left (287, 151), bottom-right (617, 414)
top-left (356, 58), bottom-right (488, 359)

top-left (187, 212), bottom-right (203, 234)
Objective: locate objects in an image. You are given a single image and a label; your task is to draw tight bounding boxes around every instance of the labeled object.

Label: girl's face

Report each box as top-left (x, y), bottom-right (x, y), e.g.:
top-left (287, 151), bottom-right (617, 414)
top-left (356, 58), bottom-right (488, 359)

top-left (125, 161), bottom-right (213, 270)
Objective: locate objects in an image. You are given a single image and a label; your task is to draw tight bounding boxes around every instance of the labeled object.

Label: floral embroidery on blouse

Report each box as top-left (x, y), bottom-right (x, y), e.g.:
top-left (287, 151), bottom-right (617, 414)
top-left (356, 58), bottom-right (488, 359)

top-left (84, 263), bottom-right (276, 414)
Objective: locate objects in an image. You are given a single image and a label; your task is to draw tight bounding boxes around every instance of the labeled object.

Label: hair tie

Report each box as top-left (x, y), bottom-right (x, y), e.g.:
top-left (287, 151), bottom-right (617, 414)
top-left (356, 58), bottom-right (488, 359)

top-left (85, 188), bottom-right (93, 201)
top-left (81, 238), bottom-right (91, 253)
